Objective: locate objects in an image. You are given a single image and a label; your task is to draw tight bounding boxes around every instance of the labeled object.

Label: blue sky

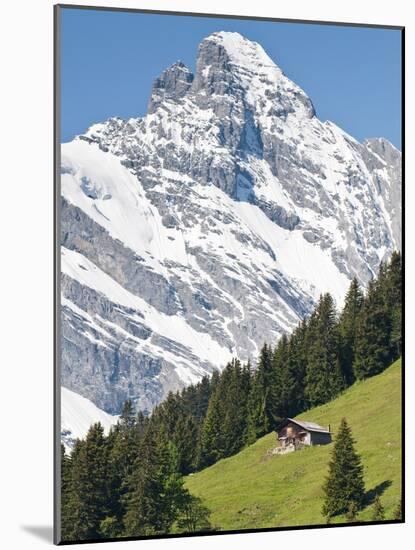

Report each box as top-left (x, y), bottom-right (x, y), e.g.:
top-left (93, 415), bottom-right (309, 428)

top-left (60, 8), bottom-right (402, 149)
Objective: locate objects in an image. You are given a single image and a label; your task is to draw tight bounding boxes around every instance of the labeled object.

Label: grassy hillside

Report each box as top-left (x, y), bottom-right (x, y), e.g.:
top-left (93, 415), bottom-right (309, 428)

top-left (185, 359), bottom-right (402, 529)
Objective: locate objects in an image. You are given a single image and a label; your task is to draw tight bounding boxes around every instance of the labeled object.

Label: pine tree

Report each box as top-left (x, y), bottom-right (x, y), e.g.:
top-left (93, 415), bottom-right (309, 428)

top-left (154, 427), bottom-right (191, 530)
top-left (65, 423), bottom-right (110, 540)
top-left (390, 307), bottom-right (402, 358)
top-left (199, 392), bottom-right (223, 468)
top-left (240, 361), bottom-right (252, 422)
top-left (384, 251), bottom-right (402, 359)
top-left (272, 334), bottom-right (290, 420)
top-left (194, 375), bottom-right (214, 421)
top-left (322, 418), bottom-right (365, 518)
top-left (173, 413), bottom-right (199, 474)
top-left (122, 428), bottom-right (167, 536)
top-left (245, 343), bottom-right (276, 444)
top-left (353, 277), bottom-right (391, 380)
top-left (220, 359), bottom-right (250, 457)
top-left (272, 331), bottom-right (306, 420)
top-left (383, 252), bottom-right (402, 303)
top-left (287, 319), bottom-right (308, 414)
top-left (152, 392), bottom-right (180, 440)
top-left (371, 495), bottom-right (385, 521)
top-left (176, 493), bottom-right (213, 533)
top-left (61, 439), bottom-right (85, 541)
top-left (245, 378), bottom-right (263, 445)
top-left (198, 382), bottom-right (226, 468)
top-left (120, 399), bottom-right (136, 429)
top-left (338, 278), bottom-right (364, 384)
top-left (258, 343), bottom-right (275, 429)
top-left (305, 294), bottom-right (345, 407)
top-left (105, 415), bottom-right (141, 534)
top-left (60, 444), bottom-right (74, 541)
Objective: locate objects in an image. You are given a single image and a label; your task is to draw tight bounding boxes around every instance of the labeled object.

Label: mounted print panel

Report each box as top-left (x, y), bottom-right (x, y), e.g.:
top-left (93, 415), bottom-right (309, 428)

top-left (54, 4), bottom-right (404, 544)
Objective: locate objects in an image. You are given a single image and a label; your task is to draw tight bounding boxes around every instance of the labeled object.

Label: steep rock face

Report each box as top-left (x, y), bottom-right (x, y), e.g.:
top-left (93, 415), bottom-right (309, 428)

top-left (148, 61), bottom-right (194, 114)
top-left (61, 31), bottom-right (401, 414)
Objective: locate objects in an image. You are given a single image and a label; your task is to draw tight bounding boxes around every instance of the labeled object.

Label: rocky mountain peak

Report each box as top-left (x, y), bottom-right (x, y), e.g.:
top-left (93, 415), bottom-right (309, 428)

top-left (197, 31), bottom-right (279, 74)
top-left (191, 31), bottom-right (315, 121)
top-left (192, 31), bottom-right (279, 94)
top-left (148, 60), bottom-right (194, 114)
top-left (61, 32), bottom-right (401, 415)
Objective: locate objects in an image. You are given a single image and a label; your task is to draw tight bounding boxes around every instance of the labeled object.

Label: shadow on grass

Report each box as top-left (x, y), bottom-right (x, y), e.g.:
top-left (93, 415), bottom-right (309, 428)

top-left (364, 480), bottom-right (392, 506)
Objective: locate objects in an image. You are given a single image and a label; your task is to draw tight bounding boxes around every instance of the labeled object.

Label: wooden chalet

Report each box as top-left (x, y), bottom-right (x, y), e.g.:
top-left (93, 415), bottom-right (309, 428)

top-left (276, 418), bottom-right (332, 449)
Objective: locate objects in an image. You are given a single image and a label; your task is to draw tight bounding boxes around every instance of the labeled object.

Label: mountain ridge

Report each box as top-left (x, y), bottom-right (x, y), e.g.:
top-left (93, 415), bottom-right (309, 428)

top-left (60, 31), bottom-right (401, 414)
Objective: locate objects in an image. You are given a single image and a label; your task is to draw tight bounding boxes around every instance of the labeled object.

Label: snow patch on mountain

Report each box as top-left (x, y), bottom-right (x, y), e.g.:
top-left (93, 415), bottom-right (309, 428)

top-left (61, 387), bottom-right (118, 452)
top-left (61, 246), bottom-right (233, 368)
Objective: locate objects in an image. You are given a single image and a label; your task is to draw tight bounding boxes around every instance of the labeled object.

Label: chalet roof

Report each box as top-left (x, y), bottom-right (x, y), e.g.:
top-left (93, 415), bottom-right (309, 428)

top-left (277, 418), bottom-right (331, 434)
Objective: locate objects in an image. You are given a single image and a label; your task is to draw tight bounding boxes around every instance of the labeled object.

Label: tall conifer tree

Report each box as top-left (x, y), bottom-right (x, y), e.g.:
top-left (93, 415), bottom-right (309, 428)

top-left (353, 277), bottom-right (391, 379)
top-left (123, 428), bottom-right (168, 536)
top-left (384, 251), bottom-right (402, 359)
top-left (61, 444), bottom-right (74, 541)
top-left (198, 383), bottom-right (225, 468)
top-left (322, 418), bottom-right (365, 518)
top-left (305, 294), bottom-right (344, 407)
top-left (338, 278), bottom-right (364, 384)
top-left (221, 359), bottom-right (249, 456)
top-left (245, 345), bottom-right (273, 443)
top-left (66, 423), bottom-right (110, 540)
top-left (272, 334), bottom-right (291, 420)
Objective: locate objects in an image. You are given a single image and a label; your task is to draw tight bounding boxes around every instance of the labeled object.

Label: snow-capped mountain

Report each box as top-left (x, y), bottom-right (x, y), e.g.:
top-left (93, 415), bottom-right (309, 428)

top-left (61, 387), bottom-right (118, 452)
top-left (60, 31), bottom-right (401, 415)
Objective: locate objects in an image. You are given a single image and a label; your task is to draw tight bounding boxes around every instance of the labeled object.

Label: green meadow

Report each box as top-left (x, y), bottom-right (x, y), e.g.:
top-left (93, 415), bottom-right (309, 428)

top-left (185, 359), bottom-right (402, 530)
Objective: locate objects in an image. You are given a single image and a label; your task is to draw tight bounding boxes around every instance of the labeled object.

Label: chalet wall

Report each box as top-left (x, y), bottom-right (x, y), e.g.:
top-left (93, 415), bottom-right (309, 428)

top-left (279, 423), bottom-right (304, 439)
top-left (309, 431), bottom-right (332, 445)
